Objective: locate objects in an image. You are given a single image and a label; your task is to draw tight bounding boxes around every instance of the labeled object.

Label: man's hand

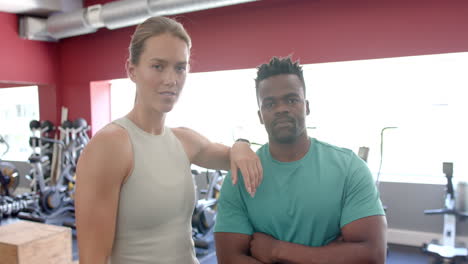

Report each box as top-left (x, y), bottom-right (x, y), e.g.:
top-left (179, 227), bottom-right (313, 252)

top-left (230, 141), bottom-right (263, 197)
top-left (250, 232), bottom-right (280, 263)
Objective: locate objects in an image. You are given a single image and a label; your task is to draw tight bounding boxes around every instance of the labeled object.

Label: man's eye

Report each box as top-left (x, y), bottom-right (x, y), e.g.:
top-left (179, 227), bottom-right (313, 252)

top-left (288, 98), bottom-right (299, 104)
top-left (152, 65), bottom-right (163, 70)
top-left (264, 102), bottom-right (274, 109)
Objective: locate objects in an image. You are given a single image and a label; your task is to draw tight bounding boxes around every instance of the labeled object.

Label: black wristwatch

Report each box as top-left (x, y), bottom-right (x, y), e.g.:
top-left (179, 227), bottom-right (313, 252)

top-left (235, 138), bottom-right (251, 146)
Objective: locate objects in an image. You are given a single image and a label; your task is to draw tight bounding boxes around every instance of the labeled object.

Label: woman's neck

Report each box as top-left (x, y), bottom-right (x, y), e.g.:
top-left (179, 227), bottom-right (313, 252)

top-left (126, 107), bottom-right (166, 135)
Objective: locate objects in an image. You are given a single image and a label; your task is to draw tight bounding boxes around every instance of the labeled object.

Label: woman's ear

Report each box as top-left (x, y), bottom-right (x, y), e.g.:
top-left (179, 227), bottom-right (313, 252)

top-left (126, 59), bottom-right (137, 82)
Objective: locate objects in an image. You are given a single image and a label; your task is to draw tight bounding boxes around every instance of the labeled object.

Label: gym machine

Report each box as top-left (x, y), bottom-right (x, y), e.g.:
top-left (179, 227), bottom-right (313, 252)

top-left (18, 118), bottom-right (90, 227)
top-left (422, 162), bottom-right (468, 264)
top-left (192, 169), bottom-right (225, 254)
top-left (0, 135), bottom-right (20, 197)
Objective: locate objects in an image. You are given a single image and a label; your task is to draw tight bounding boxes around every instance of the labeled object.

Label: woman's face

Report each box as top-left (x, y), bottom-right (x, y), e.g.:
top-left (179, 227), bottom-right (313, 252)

top-left (128, 33), bottom-right (190, 114)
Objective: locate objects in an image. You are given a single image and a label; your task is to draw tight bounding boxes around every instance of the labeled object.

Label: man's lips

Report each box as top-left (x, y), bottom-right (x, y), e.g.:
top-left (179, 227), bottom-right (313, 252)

top-left (273, 117), bottom-right (294, 127)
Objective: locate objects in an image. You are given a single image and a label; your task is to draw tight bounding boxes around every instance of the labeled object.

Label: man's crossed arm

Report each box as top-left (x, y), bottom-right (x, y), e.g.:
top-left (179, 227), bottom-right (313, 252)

top-left (215, 215), bottom-right (387, 264)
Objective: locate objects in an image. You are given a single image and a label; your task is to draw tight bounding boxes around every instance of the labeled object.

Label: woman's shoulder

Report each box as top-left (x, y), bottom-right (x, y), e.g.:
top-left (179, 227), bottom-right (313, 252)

top-left (77, 123), bottom-right (133, 182)
top-left (92, 123), bottom-right (130, 146)
top-left (171, 126), bottom-right (204, 140)
top-left (76, 123), bottom-right (133, 197)
top-left (171, 127), bottom-right (209, 162)
top-left (171, 126), bottom-right (196, 143)
top-left (171, 126), bottom-right (191, 134)
top-left (171, 127), bottom-right (211, 149)
top-left (81, 123), bottom-right (132, 162)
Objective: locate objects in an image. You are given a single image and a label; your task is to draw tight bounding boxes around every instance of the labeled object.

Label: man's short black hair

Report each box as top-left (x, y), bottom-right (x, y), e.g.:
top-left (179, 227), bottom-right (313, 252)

top-left (255, 56), bottom-right (306, 97)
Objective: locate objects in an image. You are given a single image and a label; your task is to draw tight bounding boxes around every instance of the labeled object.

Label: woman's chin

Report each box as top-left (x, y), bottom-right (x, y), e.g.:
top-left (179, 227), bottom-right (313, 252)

top-left (155, 104), bottom-right (175, 113)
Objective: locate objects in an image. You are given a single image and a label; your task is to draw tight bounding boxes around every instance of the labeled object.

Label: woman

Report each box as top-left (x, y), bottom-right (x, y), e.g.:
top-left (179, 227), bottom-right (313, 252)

top-left (75, 16), bottom-right (262, 264)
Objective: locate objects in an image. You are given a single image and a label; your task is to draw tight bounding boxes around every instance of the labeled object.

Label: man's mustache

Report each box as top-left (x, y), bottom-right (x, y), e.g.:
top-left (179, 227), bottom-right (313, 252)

top-left (272, 116), bottom-right (295, 126)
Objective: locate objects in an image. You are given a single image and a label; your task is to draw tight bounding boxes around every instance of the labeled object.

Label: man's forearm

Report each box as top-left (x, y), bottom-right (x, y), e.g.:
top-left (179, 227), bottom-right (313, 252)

top-left (274, 240), bottom-right (385, 264)
top-left (218, 254), bottom-right (265, 264)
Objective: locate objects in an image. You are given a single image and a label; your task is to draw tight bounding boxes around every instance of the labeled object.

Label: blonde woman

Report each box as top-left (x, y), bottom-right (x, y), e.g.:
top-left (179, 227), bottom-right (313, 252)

top-left (75, 17), bottom-right (262, 264)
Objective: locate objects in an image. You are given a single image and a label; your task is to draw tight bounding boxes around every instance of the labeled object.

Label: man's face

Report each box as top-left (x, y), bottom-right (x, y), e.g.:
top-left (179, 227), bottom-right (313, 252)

top-left (257, 74), bottom-right (310, 144)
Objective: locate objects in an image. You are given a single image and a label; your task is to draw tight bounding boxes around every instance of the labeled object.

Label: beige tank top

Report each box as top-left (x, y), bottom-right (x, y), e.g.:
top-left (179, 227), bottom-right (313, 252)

top-left (110, 117), bottom-right (198, 264)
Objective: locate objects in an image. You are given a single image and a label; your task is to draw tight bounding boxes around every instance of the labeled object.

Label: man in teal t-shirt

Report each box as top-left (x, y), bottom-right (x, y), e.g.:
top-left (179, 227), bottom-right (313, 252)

top-left (214, 57), bottom-right (387, 264)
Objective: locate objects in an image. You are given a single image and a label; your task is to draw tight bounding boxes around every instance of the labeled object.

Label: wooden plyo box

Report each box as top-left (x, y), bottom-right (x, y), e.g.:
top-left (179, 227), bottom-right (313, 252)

top-left (0, 220), bottom-right (72, 264)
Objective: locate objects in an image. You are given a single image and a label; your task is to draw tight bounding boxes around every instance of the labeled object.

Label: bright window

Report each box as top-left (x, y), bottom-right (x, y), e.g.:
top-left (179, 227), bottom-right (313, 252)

top-left (0, 86), bottom-right (40, 161)
top-left (109, 52), bottom-right (468, 183)
top-left (110, 79), bottom-right (136, 121)
top-left (303, 52), bottom-right (468, 184)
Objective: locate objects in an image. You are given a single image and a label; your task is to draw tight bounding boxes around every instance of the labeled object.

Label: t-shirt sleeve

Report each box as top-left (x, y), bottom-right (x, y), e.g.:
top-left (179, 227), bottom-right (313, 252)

top-left (340, 153), bottom-right (385, 228)
top-left (214, 172), bottom-right (254, 235)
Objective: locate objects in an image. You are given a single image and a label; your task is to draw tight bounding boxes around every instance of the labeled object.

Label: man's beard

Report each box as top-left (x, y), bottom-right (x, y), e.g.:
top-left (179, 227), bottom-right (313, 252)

top-left (269, 118), bottom-right (302, 144)
top-left (274, 132), bottom-right (297, 144)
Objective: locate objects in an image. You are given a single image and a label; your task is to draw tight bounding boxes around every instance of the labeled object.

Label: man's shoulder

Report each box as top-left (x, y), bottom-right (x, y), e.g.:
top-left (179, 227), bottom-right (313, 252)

top-left (312, 138), bottom-right (355, 157)
top-left (252, 142), bottom-right (267, 157)
top-left (253, 139), bottom-right (356, 160)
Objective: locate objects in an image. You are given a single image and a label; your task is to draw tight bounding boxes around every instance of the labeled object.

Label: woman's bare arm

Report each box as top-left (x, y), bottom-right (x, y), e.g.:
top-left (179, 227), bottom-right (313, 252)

top-left (75, 125), bottom-right (133, 264)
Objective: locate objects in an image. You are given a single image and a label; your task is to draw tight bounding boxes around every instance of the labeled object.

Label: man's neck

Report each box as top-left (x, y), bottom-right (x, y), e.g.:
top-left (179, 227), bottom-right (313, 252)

top-left (269, 134), bottom-right (311, 162)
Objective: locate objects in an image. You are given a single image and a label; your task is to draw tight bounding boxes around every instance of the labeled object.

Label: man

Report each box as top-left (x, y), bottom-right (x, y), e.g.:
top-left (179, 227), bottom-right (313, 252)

top-left (214, 57), bottom-right (387, 264)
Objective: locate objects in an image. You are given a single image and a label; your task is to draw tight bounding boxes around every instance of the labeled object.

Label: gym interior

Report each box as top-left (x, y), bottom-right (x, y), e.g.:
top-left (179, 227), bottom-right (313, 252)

top-left (1, 0), bottom-right (467, 263)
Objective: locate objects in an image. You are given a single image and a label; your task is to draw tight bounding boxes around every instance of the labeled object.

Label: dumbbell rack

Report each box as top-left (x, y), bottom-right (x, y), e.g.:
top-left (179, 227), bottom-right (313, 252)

top-left (0, 193), bottom-right (38, 220)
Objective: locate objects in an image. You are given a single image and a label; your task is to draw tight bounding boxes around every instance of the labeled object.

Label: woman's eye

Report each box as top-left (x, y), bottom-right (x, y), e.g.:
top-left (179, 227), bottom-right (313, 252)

top-left (176, 66), bottom-right (186, 73)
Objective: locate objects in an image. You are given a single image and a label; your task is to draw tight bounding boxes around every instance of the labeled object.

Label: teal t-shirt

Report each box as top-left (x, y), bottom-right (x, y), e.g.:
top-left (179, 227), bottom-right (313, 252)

top-left (214, 138), bottom-right (385, 247)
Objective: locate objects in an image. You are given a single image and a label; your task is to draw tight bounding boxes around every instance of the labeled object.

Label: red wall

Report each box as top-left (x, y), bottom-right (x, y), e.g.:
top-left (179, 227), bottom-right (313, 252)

top-left (2, 0), bottom-right (468, 128)
top-left (0, 12), bottom-right (61, 123)
top-left (67, 0), bottom-right (468, 74)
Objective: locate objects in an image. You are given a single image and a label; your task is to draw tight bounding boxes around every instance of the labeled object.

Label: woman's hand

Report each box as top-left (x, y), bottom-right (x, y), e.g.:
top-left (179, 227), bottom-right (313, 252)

top-left (230, 141), bottom-right (263, 197)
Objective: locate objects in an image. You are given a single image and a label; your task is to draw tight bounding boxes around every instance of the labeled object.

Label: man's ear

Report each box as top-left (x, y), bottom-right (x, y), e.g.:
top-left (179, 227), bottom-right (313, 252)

top-left (258, 110), bottom-right (264, 124)
top-left (126, 60), bottom-right (137, 82)
top-left (305, 100), bottom-right (310, 116)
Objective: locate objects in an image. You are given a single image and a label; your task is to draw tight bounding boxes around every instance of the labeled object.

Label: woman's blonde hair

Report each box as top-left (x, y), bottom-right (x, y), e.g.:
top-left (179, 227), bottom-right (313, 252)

top-left (129, 16), bottom-right (192, 65)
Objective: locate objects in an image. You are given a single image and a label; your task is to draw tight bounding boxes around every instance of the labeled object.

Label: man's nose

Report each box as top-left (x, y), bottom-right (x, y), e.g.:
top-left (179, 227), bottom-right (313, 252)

top-left (274, 101), bottom-right (290, 116)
